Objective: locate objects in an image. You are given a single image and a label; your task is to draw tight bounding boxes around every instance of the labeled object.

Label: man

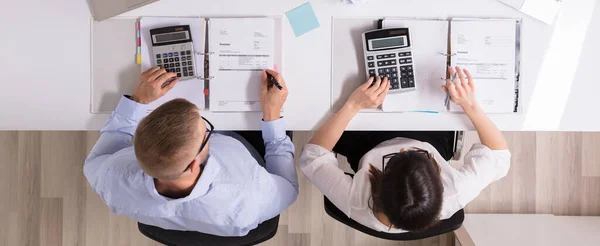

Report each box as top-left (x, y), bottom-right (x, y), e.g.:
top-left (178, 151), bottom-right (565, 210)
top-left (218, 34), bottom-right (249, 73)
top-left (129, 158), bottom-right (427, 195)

top-left (84, 67), bottom-right (298, 236)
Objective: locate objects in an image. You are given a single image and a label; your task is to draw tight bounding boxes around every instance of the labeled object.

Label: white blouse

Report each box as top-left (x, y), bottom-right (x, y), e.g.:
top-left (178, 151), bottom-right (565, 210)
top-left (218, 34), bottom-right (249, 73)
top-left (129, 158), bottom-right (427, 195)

top-left (299, 137), bottom-right (511, 233)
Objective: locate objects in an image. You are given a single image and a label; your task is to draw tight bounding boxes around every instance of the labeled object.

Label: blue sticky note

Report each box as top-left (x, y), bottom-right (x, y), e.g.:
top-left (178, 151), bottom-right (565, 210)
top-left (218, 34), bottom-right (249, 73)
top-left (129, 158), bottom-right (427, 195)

top-left (286, 2), bottom-right (320, 37)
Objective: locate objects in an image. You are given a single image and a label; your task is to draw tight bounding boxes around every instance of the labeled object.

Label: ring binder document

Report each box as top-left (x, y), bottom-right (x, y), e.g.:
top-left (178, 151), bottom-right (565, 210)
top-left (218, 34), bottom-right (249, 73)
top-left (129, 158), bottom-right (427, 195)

top-left (139, 17), bottom-right (276, 113)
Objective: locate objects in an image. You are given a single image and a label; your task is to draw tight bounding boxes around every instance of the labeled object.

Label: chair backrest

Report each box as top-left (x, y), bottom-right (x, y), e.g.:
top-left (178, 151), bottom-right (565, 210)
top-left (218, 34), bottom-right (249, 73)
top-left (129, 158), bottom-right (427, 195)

top-left (323, 173), bottom-right (464, 241)
top-left (137, 215), bottom-right (280, 246)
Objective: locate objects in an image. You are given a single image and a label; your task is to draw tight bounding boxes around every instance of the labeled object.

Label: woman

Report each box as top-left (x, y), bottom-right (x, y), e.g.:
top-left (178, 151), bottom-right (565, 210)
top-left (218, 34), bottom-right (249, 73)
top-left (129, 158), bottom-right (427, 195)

top-left (299, 66), bottom-right (511, 233)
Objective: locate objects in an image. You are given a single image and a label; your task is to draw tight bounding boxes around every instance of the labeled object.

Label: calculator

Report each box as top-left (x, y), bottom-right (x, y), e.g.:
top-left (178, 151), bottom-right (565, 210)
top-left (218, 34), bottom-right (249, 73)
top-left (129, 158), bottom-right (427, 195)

top-left (150, 25), bottom-right (197, 81)
top-left (362, 28), bottom-right (416, 92)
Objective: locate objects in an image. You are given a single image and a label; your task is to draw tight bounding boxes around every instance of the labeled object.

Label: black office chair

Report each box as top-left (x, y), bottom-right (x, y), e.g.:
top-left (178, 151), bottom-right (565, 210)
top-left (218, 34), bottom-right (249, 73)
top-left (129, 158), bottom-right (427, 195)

top-left (137, 131), bottom-right (294, 246)
top-left (323, 176), bottom-right (464, 241)
top-left (138, 215), bottom-right (279, 246)
top-left (324, 131), bottom-right (466, 240)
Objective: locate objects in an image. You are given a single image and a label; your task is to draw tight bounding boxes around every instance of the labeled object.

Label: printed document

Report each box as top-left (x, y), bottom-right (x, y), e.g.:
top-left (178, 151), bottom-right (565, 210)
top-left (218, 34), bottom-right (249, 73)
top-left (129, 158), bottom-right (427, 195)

top-left (450, 19), bottom-right (517, 113)
top-left (209, 18), bottom-right (274, 112)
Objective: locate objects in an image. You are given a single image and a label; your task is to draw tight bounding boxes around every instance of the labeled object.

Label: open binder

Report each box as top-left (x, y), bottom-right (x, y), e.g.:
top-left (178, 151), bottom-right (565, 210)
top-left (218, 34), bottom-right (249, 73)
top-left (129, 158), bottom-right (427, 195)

top-left (380, 18), bottom-right (521, 113)
top-left (139, 17), bottom-right (276, 112)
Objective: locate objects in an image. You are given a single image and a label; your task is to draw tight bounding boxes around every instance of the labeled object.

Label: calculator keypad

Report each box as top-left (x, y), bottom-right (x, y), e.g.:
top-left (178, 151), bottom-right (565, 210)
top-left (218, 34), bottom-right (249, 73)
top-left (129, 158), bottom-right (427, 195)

top-left (367, 51), bottom-right (415, 91)
top-left (155, 50), bottom-right (195, 79)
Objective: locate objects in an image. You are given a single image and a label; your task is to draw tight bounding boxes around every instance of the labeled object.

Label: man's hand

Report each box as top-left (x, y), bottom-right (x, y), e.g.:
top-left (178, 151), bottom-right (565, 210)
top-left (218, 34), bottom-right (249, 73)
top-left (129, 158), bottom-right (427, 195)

top-left (131, 67), bottom-right (179, 104)
top-left (345, 76), bottom-right (390, 112)
top-left (442, 66), bottom-right (478, 113)
top-left (260, 69), bottom-right (288, 121)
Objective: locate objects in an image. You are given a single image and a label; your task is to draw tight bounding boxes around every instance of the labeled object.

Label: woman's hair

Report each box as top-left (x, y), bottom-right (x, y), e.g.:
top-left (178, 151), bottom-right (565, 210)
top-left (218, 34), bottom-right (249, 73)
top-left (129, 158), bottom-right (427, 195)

top-left (368, 151), bottom-right (444, 231)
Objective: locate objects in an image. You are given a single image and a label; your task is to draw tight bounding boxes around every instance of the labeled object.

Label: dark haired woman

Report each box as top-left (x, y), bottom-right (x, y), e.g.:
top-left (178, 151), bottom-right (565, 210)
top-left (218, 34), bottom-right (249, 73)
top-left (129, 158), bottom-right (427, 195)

top-left (299, 67), bottom-right (511, 232)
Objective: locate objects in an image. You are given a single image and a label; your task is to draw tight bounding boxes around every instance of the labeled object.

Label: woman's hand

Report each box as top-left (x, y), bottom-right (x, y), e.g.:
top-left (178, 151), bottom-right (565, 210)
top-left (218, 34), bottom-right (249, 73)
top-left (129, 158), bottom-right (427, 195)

top-left (346, 76), bottom-right (390, 112)
top-left (442, 66), bottom-right (478, 113)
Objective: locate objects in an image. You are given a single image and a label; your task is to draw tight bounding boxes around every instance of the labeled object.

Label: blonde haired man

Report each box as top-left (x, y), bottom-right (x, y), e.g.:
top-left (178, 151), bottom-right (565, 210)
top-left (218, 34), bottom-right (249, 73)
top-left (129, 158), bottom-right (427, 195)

top-left (84, 67), bottom-right (298, 236)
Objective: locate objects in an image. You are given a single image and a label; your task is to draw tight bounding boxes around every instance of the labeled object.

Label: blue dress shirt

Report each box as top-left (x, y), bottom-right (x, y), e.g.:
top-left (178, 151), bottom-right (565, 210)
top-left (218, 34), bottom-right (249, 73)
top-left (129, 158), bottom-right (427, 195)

top-left (84, 96), bottom-right (299, 236)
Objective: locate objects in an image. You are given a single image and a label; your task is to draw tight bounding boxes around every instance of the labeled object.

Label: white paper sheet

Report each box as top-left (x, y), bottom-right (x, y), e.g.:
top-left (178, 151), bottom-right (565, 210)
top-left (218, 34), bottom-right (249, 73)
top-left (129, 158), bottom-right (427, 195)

top-left (450, 19), bottom-right (518, 113)
top-left (499, 0), bottom-right (562, 25)
top-left (139, 17), bottom-right (206, 112)
top-left (208, 18), bottom-right (275, 112)
top-left (382, 19), bottom-right (449, 112)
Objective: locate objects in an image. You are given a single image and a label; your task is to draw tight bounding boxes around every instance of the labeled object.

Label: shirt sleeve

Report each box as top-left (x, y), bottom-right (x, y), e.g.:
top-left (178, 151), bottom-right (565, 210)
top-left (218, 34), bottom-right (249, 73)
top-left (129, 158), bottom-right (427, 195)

top-left (299, 144), bottom-right (353, 216)
top-left (255, 118), bottom-right (299, 222)
top-left (83, 96), bottom-right (148, 185)
top-left (454, 143), bottom-right (512, 207)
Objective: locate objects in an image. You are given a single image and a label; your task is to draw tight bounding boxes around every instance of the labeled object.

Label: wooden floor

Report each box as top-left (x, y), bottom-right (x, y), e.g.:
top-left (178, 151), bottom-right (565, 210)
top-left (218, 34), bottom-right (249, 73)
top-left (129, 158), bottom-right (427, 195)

top-left (1, 131), bottom-right (599, 246)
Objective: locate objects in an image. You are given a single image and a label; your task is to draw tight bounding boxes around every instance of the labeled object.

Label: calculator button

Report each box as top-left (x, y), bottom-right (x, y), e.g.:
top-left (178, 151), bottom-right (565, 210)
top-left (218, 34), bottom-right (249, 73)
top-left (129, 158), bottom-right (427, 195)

top-left (183, 67), bottom-right (188, 72)
top-left (407, 66), bottom-right (413, 71)
top-left (176, 68), bottom-right (181, 72)
top-left (392, 72), bottom-right (398, 78)
top-left (174, 53), bottom-right (179, 57)
top-left (399, 59), bottom-right (406, 64)
top-left (376, 55), bottom-right (384, 59)
top-left (367, 56), bottom-right (374, 60)
top-left (175, 63), bottom-right (180, 67)
top-left (156, 54), bottom-right (161, 59)
top-left (401, 78), bottom-right (409, 88)
top-left (156, 60), bottom-right (161, 64)
top-left (383, 61), bottom-right (391, 66)
top-left (401, 71), bottom-right (407, 77)
top-left (400, 66), bottom-right (407, 71)
top-left (182, 62), bottom-right (187, 66)
top-left (392, 84), bottom-right (399, 89)
top-left (164, 64), bottom-right (169, 68)
top-left (368, 69), bottom-right (376, 76)
top-left (188, 66), bottom-right (193, 71)
top-left (168, 53), bottom-right (174, 57)
top-left (163, 53), bottom-right (168, 58)
top-left (408, 71), bottom-right (414, 77)
top-left (183, 71), bottom-right (188, 76)
top-left (392, 78), bottom-right (398, 84)
top-left (384, 68), bottom-right (391, 73)
top-left (180, 51), bottom-right (185, 55)
top-left (189, 71), bottom-right (194, 76)
top-left (406, 58), bottom-right (413, 63)
top-left (186, 50), bottom-right (191, 55)
top-left (168, 58), bottom-right (173, 62)
top-left (177, 73), bottom-right (182, 77)
top-left (378, 68), bottom-right (384, 74)
top-left (368, 62), bottom-right (375, 68)
top-left (406, 52), bottom-right (412, 56)
top-left (390, 53), bottom-right (396, 58)
top-left (408, 77), bottom-right (415, 87)
top-left (187, 56), bottom-right (192, 61)
top-left (175, 57), bottom-right (180, 62)
top-left (390, 60), bottom-right (397, 65)
top-left (391, 67), bottom-right (397, 72)
top-left (163, 59), bottom-right (169, 63)
top-left (377, 61), bottom-right (384, 66)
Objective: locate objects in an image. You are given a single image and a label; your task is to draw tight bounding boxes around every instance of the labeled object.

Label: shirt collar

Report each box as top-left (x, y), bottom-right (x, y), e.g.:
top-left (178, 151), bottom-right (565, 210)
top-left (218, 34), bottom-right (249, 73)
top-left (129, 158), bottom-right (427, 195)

top-left (144, 155), bottom-right (221, 203)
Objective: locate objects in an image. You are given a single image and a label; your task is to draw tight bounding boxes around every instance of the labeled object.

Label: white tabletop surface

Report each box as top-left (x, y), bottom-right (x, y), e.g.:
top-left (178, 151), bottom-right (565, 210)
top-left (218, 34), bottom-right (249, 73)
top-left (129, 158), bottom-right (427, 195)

top-left (1, 0), bottom-right (599, 131)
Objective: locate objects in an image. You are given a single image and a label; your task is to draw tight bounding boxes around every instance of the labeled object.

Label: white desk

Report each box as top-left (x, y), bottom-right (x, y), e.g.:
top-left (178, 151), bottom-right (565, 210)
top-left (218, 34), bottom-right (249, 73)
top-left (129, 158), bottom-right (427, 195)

top-left (1, 0), bottom-right (599, 131)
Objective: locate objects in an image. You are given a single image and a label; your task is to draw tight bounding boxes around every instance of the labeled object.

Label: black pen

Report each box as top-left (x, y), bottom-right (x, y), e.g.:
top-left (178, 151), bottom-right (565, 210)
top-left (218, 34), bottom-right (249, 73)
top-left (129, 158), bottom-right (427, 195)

top-left (265, 71), bottom-right (283, 90)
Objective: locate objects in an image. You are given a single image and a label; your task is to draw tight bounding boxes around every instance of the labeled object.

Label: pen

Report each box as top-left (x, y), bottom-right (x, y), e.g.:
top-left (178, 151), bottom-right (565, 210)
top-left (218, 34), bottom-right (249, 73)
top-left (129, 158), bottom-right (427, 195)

top-left (444, 72), bottom-right (458, 107)
top-left (265, 71), bottom-right (283, 90)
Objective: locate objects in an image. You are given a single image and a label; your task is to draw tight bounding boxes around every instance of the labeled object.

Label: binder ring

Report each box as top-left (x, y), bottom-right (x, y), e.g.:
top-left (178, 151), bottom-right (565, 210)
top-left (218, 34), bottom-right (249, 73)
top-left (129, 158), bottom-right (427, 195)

top-left (438, 52), bottom-right (457, 57)
top-left (196, 52), bottom-right (215, 55)
top-left (197, 76), bottom-right (215, 80)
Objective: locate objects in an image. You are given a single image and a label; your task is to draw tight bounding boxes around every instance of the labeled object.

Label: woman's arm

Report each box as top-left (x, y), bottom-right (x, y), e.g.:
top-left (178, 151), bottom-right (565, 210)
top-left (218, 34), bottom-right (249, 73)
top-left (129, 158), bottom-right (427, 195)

top-left (443, 66), bottom-right (508, 150)
top-left (309, 76), bottom-right (390, 150)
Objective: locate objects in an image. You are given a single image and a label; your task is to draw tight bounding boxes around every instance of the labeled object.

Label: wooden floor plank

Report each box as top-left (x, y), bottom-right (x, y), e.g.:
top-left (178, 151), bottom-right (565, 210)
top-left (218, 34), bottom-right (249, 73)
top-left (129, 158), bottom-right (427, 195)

top-left (535, 132), bottom-right (559, 214)
top-left (40, 198), bottom-right (63, 246)
top-left (15, 132), bottom-right (42, 246)
top-left (581, 177), bottom-right (600, 216)
top-left (582, 132), bottom-right (600, 177)
top-left (507, 132), bottom-right (537, 214)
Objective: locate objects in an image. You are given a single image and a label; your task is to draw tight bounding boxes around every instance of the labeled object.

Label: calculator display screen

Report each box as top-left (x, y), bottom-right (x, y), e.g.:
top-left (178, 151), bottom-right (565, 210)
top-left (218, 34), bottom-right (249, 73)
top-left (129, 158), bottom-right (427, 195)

top-left (153, 31), bottom-right (190, 44)
top-left (369, 36), bottom-right (407, 50)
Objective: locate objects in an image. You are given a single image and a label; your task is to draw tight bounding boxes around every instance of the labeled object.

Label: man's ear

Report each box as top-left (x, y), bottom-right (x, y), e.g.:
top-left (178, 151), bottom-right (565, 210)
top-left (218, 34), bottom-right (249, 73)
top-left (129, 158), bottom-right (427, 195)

top-left (189, 155), bottom-right (202, 173)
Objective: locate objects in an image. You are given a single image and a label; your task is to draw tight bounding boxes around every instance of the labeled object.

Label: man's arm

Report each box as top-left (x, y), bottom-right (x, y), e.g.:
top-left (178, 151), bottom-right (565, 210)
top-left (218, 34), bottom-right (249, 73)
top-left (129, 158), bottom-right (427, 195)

top-left (255, 70), bottom-right (298, 220)
top-left (84, 67), bottom-right (179, 184)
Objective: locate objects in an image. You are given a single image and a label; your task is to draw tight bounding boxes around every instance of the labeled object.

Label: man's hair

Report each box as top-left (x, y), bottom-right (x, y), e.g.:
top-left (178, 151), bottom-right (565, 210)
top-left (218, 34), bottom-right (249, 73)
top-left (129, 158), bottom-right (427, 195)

top-left (368, 151), bottom-right (444, 231)
top-left (134, 98), bottom-right (201, 180)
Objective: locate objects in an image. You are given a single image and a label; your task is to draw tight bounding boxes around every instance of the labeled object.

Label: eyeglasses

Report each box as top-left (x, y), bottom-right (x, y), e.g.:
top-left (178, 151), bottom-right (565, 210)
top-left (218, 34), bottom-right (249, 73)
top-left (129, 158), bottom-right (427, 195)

top-left (381, 149), bottom-right (431, 174)
top-left (182, 116), bottom-right (214, 173)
